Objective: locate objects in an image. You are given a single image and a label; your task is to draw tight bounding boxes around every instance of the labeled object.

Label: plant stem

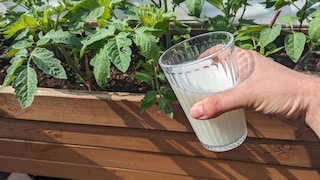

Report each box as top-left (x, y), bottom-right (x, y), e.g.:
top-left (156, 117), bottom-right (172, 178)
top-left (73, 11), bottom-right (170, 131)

top-left (56, 45), bottom-right (89, 88)
top-left (163, 0), bottom-right (168, 12)
top-left (269, 9), bottom-right (281, 28)
top-left (299, 0), bottom-right (308, 32)
top-left (150, 0), bottom-right (160, 8)
top-left (239, 0), bottom-right (248, 21)
top-left (84, 54), bottom-right (93, 91)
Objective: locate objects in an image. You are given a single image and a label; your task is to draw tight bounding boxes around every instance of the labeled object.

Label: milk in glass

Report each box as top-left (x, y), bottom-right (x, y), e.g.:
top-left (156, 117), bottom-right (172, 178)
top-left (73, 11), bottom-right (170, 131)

top-left (168, 59), bottom-right (247, 152)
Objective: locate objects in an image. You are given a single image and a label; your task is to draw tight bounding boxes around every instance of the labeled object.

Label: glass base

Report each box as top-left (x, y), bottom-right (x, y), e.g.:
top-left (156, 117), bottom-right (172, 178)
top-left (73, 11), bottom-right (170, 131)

top-left (200, 130), bottom-right (247, 152)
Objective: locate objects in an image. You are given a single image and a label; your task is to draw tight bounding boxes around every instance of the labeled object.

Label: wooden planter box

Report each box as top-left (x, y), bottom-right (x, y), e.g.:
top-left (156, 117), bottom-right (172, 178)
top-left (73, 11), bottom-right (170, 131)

top-left (0, 86), bottom-right (319, 179)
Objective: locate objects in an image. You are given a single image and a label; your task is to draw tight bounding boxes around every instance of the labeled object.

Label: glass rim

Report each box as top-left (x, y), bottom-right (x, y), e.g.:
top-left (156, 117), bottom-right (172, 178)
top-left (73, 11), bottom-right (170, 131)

top-left (158, 31), bottom-right (234, 68)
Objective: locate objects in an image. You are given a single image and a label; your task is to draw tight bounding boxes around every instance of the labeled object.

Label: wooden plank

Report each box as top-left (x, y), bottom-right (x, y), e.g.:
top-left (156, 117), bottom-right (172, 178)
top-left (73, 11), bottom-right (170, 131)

top-left (0, 138), bottom-right (319, 179)
top-left (0, 156), bottom-right (210, 180)
top-left (0, 87), bottom-right (192, 132)
top-left (0, 86), bottom-right (318, 141)
top-left (0, 129), bottom-right (320, 168)
top-left (0, 117), bottom-right (319, 169)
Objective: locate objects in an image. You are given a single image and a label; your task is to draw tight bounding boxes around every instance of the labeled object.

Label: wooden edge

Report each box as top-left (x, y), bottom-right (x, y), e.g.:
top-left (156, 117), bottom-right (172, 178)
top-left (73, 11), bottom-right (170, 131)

top-left (0, 86), bottom-right (318, 141)
top-left (0, 119), bottom-right (319, 168)
top-left (0, 156), bottom-right (208, 180)
top-left (0, 86), bottom-right (145, 102)
top-left (0, 138), bottom-right (319, 179)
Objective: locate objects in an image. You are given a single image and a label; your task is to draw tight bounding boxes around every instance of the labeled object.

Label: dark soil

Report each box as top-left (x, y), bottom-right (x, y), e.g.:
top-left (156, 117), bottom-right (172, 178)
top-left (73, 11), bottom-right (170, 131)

top-left (1, 48), bottom-right (319, 92)
top-left (0, 50), bottom-right (152, 93)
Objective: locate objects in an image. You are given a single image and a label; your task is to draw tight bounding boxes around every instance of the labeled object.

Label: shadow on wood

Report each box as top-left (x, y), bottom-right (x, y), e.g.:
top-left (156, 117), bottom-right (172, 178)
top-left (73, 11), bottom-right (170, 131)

top-left (0, 87), bottom-right (319, 179)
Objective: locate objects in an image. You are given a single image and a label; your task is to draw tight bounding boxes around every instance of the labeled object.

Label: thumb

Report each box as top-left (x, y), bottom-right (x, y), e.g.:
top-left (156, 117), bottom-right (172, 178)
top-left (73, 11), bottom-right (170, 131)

top-left (190, 86), bottom-right (245, 119)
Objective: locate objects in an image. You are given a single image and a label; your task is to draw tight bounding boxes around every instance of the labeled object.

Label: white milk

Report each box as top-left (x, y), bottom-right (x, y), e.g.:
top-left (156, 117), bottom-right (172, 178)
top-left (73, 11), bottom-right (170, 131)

top-left (172, 85), bottom-right (247, 152)
top-left (169, 59), bottom-right (247, 152)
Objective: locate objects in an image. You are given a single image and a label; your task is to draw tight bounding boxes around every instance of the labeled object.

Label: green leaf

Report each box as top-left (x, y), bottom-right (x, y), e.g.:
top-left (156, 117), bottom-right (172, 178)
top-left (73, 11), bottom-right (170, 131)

top-left (65, 0), bottom-right (105, 22)
top-left (15, 27), bottom-right (30, 40)
top-left (90, 44), bottom-right (111, 88)
top-left (158, 73), bottom-right (167, 82)
top-left (308, 16), bottom-right (320, 43)
top-left (277, 15), bottom-right (299, 24)
top-left (158, 97), bottom-right (173, 118)
top-left (12, 65), bottom-right (38, 109)
top-left (206, 0), bottom-right (223, 7)
top-left (259, 25), bottom-right (282, 48)
top-left (3, 14), bottom-right (37, 39)
top-left (284, 33), bottom-right (306, 63)
top-left (31, 48), bottom-right (67, 79)
top-left (80, 27), bottom-right (116, 58)
top-left (4, 48), bottom-right (20, 58)
top-left (274, 0), bottom-right (291, 10)
top-left (185, 0), bottom-right (204, 17)
top-left (37, 29), bottom-right (81, 47)
top-left (1, 49), bottom-right (27, 89)
top-left (160, 86), bottom-right (177, 102)
top-left (12, 40), bottom-right (33, 49)
top-left (265, 46), bottom-right (284, 56)
top-left (83, 6), bottom-right (105, 21)
top-left (134, 28), bottom-right (159, 60)
top-left (140, 90), bottom-right (157, 113)
top-left (134, 71), bottom-right (154, 83)
top-left (3, 16), bottom-right (26, 39)
top-left (107, 32), bottom-right (132, 72)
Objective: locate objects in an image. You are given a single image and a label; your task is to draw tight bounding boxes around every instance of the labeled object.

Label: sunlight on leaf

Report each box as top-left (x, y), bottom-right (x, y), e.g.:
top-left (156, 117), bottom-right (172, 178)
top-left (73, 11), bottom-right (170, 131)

top-left (108, 32), bottom-right (132, 73)
top-left (12, 65), bottom-right (38, 109)
top-left (32, 48), bottom-right (67, 79)
top-left (91, 44), bottom-right (111, 88)
top-left (284, 33), bottom-right (306, 63)
top-left (259, 25), bottom-right (282, 48)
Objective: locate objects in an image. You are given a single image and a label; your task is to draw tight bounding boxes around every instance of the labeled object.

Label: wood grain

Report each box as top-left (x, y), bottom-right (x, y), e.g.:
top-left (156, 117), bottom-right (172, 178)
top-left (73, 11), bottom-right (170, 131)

top-left (0, 117), bottom-right (319, 169)
top-left (0, 86), bottom-right (319, 179)
top-left (0, 138), bottom-right (319, 179)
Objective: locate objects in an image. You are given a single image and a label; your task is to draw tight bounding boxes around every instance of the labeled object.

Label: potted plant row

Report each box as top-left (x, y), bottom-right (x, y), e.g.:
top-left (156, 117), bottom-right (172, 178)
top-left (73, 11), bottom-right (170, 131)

top-left (0, 0), bottom-right (320, 179)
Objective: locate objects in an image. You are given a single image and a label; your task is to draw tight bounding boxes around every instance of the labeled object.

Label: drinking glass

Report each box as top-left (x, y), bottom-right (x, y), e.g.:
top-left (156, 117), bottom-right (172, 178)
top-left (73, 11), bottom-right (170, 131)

top-left (159, 31), bottom-right (247, 152)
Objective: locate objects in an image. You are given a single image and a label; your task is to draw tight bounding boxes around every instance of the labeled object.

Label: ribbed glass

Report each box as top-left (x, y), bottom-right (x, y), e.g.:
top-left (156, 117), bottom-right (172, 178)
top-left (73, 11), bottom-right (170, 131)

top-left (159, 32), bottom-right (247, 152)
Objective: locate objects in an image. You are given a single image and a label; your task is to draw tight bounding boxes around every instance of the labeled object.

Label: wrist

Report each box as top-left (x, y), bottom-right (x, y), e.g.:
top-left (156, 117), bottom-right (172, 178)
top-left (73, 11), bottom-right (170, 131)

top-left (304, 74), bottom-right (320, 138)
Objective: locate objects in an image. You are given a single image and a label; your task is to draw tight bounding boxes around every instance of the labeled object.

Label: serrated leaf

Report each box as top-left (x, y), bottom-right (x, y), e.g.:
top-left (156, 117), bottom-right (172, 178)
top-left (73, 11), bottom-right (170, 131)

top-left (3, 16), bottom-right (27, 39)
top-left (140, 90), bottom-right (157, 113)
top-left (134, 30), bottom-right (159, 60)
top-left (284, 33), bottom-right (306, 63)
top-left (15, 27), bottom-right (30, 40)
top-left (37, 29), bottom-right (81, 47)
top-left (3, 14), bottom-right (37, 39)
top-left (91, 44), bottom-right (111, 88)
top-left (12, 65), bottom-right (38, 109)
top-left (308, 16), bottom-right (320, 43)
top-left (259, 25), bottom-right (282, 48)
top-left (84, 6), bottom-right (105, 21)
top-left (80, 27), bottom-right (116, 58)
top-left (31, 48), bottom-right (67, 79)
top-left (160, 86), bottom-right (177, 102)
top-left (107, 32), bottom-right (132, 72)
top-left (1, 49), bottom-right (27, 89)
top-left (12, 40), bottom-right (33, 49)
top-left (158, 97), bottom-right (173, 118)
top-left (4, 48), bottom-right (20, 58)
top-left (65, 0), bottom-right (105, 22)
top-left (134, 71), bottom-right (154, 83)
top-left (185, 0), bottom-right (204, 18)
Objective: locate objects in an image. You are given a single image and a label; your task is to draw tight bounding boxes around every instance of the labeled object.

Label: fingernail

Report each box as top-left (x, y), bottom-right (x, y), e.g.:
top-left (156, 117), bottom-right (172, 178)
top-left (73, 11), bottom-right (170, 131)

top-left (190, 104), bottom-right (204, 119)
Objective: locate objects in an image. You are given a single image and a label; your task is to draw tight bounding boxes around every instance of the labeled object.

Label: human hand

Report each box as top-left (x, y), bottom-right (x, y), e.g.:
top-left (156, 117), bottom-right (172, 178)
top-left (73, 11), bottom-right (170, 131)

top-left (190, 46), bottom-right (320, 137)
